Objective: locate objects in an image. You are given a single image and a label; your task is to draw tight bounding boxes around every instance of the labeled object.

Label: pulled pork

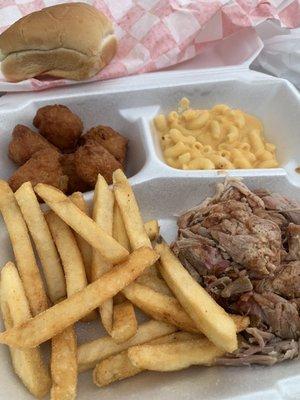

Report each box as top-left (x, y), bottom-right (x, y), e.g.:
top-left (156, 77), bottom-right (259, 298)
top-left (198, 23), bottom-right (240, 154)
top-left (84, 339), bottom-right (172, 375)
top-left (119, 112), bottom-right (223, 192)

top-left (172, 178), bottom-right (300, 365)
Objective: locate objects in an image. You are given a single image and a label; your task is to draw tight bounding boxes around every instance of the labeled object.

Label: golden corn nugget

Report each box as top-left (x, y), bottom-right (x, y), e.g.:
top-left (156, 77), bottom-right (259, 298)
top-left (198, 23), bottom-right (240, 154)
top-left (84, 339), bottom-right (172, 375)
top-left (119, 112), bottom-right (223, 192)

top-left (9, 149), bottom-right (68, 193)
top-left (80, 125), bottom-right (128, 166)
top-left (8, 124), bottom-right (59, 165)
top-left (33, 105), bottom-right (83, 151)
top-left (75, 142), bottom-right (122, 186)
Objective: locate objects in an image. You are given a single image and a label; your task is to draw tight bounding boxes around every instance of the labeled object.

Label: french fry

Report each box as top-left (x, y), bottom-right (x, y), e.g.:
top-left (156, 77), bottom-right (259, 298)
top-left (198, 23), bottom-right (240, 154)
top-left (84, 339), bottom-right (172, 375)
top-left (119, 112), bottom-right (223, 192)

top-left (136, 270), bottom-right (172, 296)
top-left (91, 175), bottom-right (115, 333)
top-left (46, 211), bottom-right (95, 323)
top-left (123, 283), bottom-right (248, 335)
top-left (91, 174), bottom-right (114, 278)
top-left (93, 351), bottom-right (142, 387)
top-left (0, 180), bottom-right (48, 316)
top-left (51, 326), bottom-right (77, 400)
top-left (154, 331), bottom-right (200, 344)
top-left (112, 200), bottom-right (138, 342)
top-left (34, 183), bottom-right (129, 264)
top-left (69, 192), bottom-right (97, 323)
top-left (78, 320), bottom-right (177, 372)
top-left (0, 262), bottom-right (51, 398)
top-left (114, 170), bottom-right (161, 280)
top-left (15, 182), bottom-right (66, 304)
top-left (0, 247), bottom-right (159, 349)
top-left (92, 315), bottom-right (249, 387)
top-left (149, 331), bottom-right (201, 344)
top-left (46, 212), bottom-right (83, 400)
top-left (128, 339), bottom-right (225, 372)
top-left (144, 220), bottom-right (159, 241)
top-left (113, 169), bottom-right (151, 250)
top-left (122, 283), bottom-right (197, 332)
top-left (69, 192), bottom-right (93, 283)
top-left (113, 169), bottom-right (158, 274)
top-left (1, 263), bottom-right (32, 326)
top-left (113, 204), bottom-right (159, 249)
top-left (98, 300), bottom-right (114, 335)
top-left (113, 169), bottom-right (166, 332)
top-left (111, 301), bottom-right (138, 344)
top-left (113, 203), bottom-right (130, 251)
top-left (46, 211), bottom-right (88, 297)
top-left (156, 241), bottom-right (238, 353)
top-left (113, 169), bottom-right (159, 280)
top-left (93, 331), bottom-right (203, 387)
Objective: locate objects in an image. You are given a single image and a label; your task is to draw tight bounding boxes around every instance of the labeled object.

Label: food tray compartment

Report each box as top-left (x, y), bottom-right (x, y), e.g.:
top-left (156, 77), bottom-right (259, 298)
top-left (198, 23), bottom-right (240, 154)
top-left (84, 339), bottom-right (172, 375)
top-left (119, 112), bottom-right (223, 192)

top-left (0, 98), bottom-right (147, 181)
top-left (138, 78), bottom-right (300, 181)
top-left (1, 175), bottom-right (300, 400)
top-left (82, 176), bottom-right (300, 400)
top-left (1, 70), bottom-right (300, 400)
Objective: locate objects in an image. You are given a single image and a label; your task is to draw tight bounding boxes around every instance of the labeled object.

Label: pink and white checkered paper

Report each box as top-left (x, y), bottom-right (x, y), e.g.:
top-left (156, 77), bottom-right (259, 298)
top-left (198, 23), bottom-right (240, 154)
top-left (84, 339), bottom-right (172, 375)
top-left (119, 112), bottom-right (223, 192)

top-left (0, 0), bottom-right (299, 92)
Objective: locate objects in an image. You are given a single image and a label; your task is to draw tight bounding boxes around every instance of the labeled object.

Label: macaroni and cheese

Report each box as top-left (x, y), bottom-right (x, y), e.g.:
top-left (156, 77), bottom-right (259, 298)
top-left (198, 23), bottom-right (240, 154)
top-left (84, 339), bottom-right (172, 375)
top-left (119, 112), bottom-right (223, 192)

top-left (153, 98), bottom-right (278, 170)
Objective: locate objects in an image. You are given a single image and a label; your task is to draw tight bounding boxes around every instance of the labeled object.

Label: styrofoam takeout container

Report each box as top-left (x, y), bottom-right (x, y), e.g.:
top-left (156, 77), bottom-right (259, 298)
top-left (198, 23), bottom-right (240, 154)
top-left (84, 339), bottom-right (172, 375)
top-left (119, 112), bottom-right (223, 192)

top-left (1, 35), bottom-right (300, 400)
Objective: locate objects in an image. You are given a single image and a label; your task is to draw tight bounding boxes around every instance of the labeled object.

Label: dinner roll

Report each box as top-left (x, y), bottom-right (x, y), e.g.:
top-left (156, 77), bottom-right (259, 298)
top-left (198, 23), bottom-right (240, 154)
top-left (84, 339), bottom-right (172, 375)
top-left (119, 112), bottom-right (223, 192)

top-left (0, 3), bottom-right (117, 82)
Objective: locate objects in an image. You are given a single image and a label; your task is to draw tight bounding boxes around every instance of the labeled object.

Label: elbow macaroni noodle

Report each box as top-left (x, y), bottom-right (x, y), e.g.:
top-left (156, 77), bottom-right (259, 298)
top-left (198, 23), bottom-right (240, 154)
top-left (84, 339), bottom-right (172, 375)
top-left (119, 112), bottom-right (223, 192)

top-left (153, 98), bottom-right (279, 170)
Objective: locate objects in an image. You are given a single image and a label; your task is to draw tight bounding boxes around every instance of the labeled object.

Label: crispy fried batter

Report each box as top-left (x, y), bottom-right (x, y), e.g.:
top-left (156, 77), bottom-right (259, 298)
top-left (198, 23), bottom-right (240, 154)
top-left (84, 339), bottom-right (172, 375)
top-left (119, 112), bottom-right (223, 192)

top-left (74, 142), bottom-right (122, 186)
top-left (9, 107), bottom-right (128, 193)
top-left (9, 149), bottom-right (68, 193)
top-left (8, 124), bottom-right (59, 165)
top-left (33, 105), bottom-right (83, 151)
top-left (61, 153), bottom-right (91, 194)
top-left (80, 125), bottom-right (128, 165)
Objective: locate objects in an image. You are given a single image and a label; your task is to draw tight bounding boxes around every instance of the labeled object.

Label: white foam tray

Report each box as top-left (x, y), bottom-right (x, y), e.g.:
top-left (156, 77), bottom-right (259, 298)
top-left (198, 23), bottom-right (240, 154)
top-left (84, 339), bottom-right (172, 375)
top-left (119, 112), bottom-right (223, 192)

top-left (1, 59), bottom-right (300, 399)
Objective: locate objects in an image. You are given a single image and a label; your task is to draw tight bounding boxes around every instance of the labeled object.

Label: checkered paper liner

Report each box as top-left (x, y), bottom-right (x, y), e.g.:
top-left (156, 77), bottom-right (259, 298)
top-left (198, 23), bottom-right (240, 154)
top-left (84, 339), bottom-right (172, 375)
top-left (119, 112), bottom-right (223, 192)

top-left (0, 0), bottom-right (299, 92)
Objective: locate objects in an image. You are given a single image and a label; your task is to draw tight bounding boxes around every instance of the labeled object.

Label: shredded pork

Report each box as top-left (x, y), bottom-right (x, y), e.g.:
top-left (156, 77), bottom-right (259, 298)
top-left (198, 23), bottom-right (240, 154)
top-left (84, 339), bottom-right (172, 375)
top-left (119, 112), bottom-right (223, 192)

top-left (172, 178), bottom-right (300, 365)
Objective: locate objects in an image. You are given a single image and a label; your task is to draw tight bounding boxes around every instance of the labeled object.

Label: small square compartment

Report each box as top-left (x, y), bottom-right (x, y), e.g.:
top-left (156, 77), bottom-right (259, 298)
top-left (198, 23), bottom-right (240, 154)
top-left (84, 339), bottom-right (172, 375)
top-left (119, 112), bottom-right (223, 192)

top-left (146, 77), bottom-right (300, 181)
top-left (0, 96), bottom-right (148, 184)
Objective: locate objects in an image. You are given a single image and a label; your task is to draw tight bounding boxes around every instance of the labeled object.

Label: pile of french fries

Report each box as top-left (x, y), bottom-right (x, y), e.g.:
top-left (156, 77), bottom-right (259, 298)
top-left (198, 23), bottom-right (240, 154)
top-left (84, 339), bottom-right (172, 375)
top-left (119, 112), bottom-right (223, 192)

top-left (0, 170), bottom-right (249, 399)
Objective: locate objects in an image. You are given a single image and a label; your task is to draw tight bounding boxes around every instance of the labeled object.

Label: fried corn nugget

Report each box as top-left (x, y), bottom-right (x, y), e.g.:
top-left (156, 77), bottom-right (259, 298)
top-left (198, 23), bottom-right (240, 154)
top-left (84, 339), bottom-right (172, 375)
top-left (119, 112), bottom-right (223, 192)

top-left (80, 125), bottom-right (128, 166)
top-left (74, 142), bottom-right (123, 186)
top-left (33, 105), bottom-right (83, 151)
top-left (8, 124), bottom-right (59, 165)
top-left (61, 153), bottom-right (91, 194)
top-left (9, 149), bottom-right (68, 193)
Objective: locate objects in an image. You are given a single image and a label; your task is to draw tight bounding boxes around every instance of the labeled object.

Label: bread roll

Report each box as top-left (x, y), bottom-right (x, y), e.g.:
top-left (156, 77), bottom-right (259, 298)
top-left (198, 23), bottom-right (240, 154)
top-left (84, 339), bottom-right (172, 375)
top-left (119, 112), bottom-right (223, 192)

top-left (0, 3), bottom-right (117, 82)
